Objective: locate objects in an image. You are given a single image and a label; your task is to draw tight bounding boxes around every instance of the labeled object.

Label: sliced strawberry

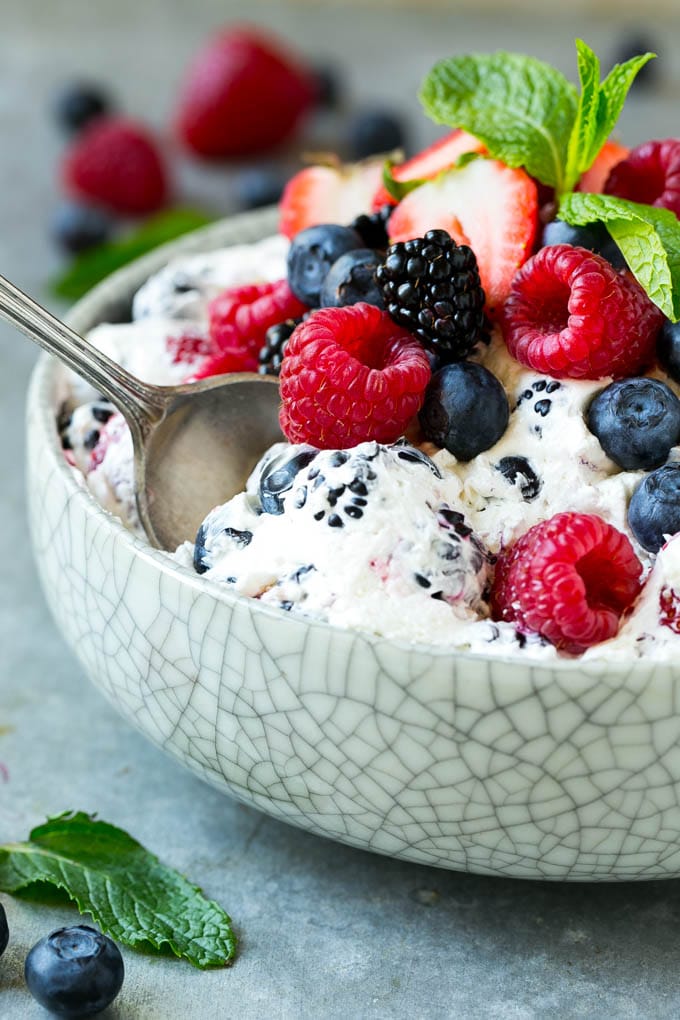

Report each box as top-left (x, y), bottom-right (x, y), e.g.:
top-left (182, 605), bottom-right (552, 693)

top-left (370, 129), bottom-right (486, 211)
top-left (388, 157), bottom-right (538, 315)
top-left (577, 139), bottom-right (629, 193)
top-left (278, 158), bottom-right (384, 238)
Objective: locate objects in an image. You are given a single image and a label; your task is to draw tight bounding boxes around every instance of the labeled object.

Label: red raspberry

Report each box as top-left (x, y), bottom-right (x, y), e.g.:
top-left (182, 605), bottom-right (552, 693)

top-left (604, 139), bottom-right (680, 217)
top-left (279, 303), bottom-right (431, 448)
top-left (62, 117), bottom-right (168, 216)
top-left (209, 279), bottom-right (307, 358)
top-left (490, 512), bottom-right (642, 654)
top-left (166, 330), bottom-right (213, 366)
top-left (190, 347), bottom-right (259, 381)
top-left (500, 245), bottom-right (663, 379)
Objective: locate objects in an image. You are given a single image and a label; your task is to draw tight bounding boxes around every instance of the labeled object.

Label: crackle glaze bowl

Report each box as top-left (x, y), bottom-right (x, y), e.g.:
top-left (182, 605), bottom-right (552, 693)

top-left (25, 208), bottom-right (680, 882)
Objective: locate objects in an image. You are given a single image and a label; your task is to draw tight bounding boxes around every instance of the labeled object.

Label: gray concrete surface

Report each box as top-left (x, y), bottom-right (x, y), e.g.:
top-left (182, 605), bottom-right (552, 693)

top-left (3, 2), bottom-right (680, 1017)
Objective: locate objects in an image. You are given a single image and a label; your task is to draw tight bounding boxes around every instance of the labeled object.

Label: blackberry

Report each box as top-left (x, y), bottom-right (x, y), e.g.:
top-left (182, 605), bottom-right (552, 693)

top-left (258, 318), bottom-right (301, 376)
top-left (349, 204), bottom-right (393, 250)
top-left (376, 229), bottom-right (485, 361)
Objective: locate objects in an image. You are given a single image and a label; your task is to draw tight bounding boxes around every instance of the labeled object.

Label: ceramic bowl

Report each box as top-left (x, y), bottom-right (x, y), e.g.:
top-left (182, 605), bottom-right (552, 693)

top-left (26, 208), bottom-right (680, 882)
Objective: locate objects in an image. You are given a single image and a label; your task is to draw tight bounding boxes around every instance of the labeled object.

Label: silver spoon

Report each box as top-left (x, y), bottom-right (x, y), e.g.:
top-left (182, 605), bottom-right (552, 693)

top-left (0, 275), bottom-right (283, 550)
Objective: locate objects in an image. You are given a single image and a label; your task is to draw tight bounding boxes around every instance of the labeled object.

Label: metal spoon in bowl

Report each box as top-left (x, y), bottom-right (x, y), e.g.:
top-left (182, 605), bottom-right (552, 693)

top-left (0, 274), bottom-right (283, 550)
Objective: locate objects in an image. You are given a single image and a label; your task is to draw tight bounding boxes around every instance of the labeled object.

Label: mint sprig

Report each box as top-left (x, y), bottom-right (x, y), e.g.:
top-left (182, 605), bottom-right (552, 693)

top-left (0, 811), bottom-right (236, 968)
top-left (559, 192), bottom-right (680, 320)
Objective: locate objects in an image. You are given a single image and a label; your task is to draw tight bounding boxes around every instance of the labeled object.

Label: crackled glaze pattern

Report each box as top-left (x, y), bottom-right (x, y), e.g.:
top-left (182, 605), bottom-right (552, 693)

top-left (25, 211), bottom-right (680, 881)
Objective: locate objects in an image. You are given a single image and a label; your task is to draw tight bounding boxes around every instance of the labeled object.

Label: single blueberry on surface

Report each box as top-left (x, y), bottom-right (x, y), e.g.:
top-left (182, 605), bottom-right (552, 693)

top-left (51, 203), bottom-right (112, 254)
top-left (540, 219), bottom-right (626, 268)
top-left (587, 378), bottom-right (680, 470)
top-left (628, 464), bottom-right (680, 552)
top-left (347, 108), bottom-right (407, 160)
top-left (287, 224), bottom-right (363, 306)
top-left (319, 248), bottom-right (385, 308)
top-left (657, 319), bottom-right (680, 383)
top-left (24, 924), bottom-right (124, 1018)
top-left (53, 82), bottom-right (112, 133)
top-left (0, 902), bottom-right (8, 957)
top-left (310, 64), bottom-right (342, 109)
top-left (419, 362), bottom-right (509, 461)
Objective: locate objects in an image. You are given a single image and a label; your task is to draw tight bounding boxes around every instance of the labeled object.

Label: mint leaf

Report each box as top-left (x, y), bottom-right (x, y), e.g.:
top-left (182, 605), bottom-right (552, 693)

top-left (564, 40), bottom-right (602, 191)
top-left (559, 191), bottom-right (680, 320)
top-left (419, 51), bottom-right (578, 192)
top-left (50, 208), bottom-right (214, 301)
top-left (0, 811), bottom-right (236, 968)
top-left (381, 161), bottom-right (426, 202)
top-left (595, 50), bottom-right (655, 158)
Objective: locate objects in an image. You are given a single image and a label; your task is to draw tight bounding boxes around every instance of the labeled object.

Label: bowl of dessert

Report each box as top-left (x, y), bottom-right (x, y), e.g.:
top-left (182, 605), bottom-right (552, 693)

top-left (25, 43), bottom-right (680, 881)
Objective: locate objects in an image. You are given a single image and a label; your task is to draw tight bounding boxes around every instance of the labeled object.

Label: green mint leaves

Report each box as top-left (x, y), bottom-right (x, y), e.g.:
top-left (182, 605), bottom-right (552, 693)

top-left (419, 40), bottom-right (654, 197)
top-left (560, 192), bottom-right (680, 320)
top-left (0, 812), bottom-right (236, 969)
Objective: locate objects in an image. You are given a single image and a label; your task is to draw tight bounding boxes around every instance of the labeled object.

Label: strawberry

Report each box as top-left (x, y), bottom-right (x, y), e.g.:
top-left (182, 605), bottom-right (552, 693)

top-left (278, 158), bottom-right (384, 239)
top-left (370, 129), bottom-right (486, 210)
top-left (175, 26), bottom-right (317, 158)
top-left (62, 117), bottom-right (168, 216)
top-left (577, 139), bottom-right (629, 193)
top-left (388, 157), bottom-right (538, 315)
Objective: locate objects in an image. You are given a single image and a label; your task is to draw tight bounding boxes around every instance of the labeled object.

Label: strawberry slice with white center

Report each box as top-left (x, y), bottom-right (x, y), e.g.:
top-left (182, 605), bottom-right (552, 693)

top-left (279, 159), bottom-right (384, 239)
top-left (388, 157), bottom-right (538, 315)
top-left (370, 128), bottom-right (486, 210)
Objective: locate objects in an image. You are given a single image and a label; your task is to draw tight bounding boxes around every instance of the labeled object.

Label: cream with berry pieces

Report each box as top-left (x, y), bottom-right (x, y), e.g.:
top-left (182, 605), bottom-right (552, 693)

top-left (56, 39), bottom-right (680, 660)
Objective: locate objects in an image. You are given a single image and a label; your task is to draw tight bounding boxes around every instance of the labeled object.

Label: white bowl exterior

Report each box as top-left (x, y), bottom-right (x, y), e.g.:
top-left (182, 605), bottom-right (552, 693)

top-left (26, 210), bottom-right (680, 881)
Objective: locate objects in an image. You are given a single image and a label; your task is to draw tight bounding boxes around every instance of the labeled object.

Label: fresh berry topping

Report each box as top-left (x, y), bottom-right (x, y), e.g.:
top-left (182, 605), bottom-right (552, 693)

top-left (604, 139), bottom-right (680, 216)
top-left (278, 159), bottom-right (384, 239)
top-left (539, 218), bottom-right (625, 269)
top-left (258, 318), bottom-right (301, 376)
top-left (166, 329), bottom-right (213, 366)
top-left (174, 27), bottom-right (316, 158)
top-left (657, 318), bottom-right (680, 383)
top-left (234, 165), bottom-right (288, 211)
top-left (349, 205), bottom-right (393, 249)
top-left (491, 512), bottom-right (642, 654)
top-left (370, 129), bottom-right (486, 210)
top-left (419, 362), bottom-right (509, 460)
top-left (587, 378), bottom-right (680, 470)
top-left (576, 139), bottom-right (629, 194)
top-left (376, 229), bottom-right (485, 360)
top-left (346, 108), bottom-right (407, 161)
top-left (286, 224), bottom-right (363, 306)
top-left (310, 64), bottom-right (342, 110)
top-left (659, 586), bottom-right (680, 634)
top-left (0, 903), bottom-right (7, 958)
top-left (50, 202), bottom-right (112, 254)
top-left (255, 443), bottom-right (320, 515)
top-left (62, 117), bottom-right (168, 216)
top-left (209, 279), bottom-right (307, 360)
top-left (279, 303), bottom-right (431, 448)
top-left (628, 464), bottom-right (680, 552)
top-left (24, 925), bottom-right (124, 1019)
top-left (501, 244), bottom-right (663, 379)
top-left (53, 81), bottom-right (113, 134)
top-left (319, 248), bottom-right (385, 309)
top-left (387, 158), bottom-right (538, 314)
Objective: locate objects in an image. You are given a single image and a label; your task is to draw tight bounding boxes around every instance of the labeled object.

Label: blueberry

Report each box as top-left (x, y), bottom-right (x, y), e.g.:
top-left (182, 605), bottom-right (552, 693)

top-left (311, 65), bottom-right (342, 109)
top-left (287, 224), bottom-right (363, 306)
top-left (319, 248), bottom-right (385, 308)
top-left (25, 925), bottom-right (124, 1018)
top-left (53, 82), bottom-right (112, 133)
top-left (0, 902), bottom-right (8, 957)
top-left (540, 219), bottom-right (626, 269)
top-left (347, 109), bottom-right (407, 160)
top-left (51, 203), bottom-right (112, 254)
top-left (628, 464), bottom-right (680, 552)
top-left (587, 378), bottom-right (680, 470)
top-left (258, 445), bottom-right (319, 514)
top-left (657, 319), bottom-right (680, 383)
top-left (234, 166), bottom-right (287, 211)
top-left (419, 362), bottom-right (509, 461)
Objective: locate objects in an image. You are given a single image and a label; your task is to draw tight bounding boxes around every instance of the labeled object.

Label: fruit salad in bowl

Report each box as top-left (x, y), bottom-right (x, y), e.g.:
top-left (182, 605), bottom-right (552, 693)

top-left (26, 41), bottom-right (680, 880)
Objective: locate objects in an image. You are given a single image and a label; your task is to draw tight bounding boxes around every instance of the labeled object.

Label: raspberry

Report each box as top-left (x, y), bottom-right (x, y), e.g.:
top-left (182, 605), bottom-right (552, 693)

top-left (604, 139), bottom-right (680, 217)
top-left (208, 279), bottom-right (307, 359)
top-left (62, 117), bottom-right (168, 216)
top-left (659, 586), bottom-right (680, 634)
top-left (500, 245), bottom-right (663, 379)
top-left (279, 303), bottom-right (431, 448)
top-left (490, 512), bottom-right (642, 654)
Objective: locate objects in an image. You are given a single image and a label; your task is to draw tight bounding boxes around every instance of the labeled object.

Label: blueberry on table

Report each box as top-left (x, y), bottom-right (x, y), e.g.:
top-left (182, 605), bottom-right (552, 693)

top-left (587, 378), bottom-right (680, 470)
top-left (53, 82), bottom-right (112, 133)
top-left (347, 108), bottom-right (407, 160)
top-left (0, 902), bottom-right (8, 957)
top-left (51, 203), bottom-right (112, 254)
top-left (540, 219), bottom-right (626, 269)
top-left (287, 224), bottom-right (363, 306)
top-left (320, 248), bottom-right (385, 308)
top-left (24, 924), bottom-right (124, 1018)
top-left (310, 64), bottom-right (342, 110)
top-left (419, 362), bottom-right (509, 461)
top-left (628, 464), bottom-right (680, 552)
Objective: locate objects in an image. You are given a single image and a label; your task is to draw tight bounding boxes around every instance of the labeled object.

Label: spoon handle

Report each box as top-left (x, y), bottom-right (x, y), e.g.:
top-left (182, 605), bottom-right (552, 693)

top-left (0, 274), bottom-right (166, 429)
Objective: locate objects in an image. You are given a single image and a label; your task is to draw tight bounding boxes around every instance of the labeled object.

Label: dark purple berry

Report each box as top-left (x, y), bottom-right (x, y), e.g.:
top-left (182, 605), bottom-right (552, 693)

top-left (24, 925), bottom-right (124, 1018)
top-left (51, 203), bottom-right (112, 254)
top-left (420, 362), bottom-right (509, 461)
top-left (53, 82), bottom-right (112, 133)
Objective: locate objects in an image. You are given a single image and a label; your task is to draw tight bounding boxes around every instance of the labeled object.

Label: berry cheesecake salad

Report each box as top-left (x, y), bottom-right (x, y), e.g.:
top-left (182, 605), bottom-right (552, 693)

top-left (59, 41), bottom-right (680, 661)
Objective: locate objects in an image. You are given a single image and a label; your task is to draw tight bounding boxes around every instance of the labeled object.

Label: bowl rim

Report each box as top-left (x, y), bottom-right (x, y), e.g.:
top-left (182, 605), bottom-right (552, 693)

top-left (28, 207), bottom-right (671, 678)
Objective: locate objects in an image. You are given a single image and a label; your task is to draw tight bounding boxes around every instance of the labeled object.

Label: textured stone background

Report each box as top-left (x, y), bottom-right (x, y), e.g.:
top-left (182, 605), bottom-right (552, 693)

top-left (3, 2), bottom-right (680, 1017)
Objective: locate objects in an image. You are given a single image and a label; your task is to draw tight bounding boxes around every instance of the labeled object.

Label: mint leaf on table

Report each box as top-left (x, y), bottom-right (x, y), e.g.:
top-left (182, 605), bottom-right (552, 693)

top-left (559, 191), bottom-right (680, 320)
top-left (419, 51), bottom-right (578, 193)
top-left (0, 811), bottom-right (236, 968)
top-left (50, 208), bottom-right (214, 302)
